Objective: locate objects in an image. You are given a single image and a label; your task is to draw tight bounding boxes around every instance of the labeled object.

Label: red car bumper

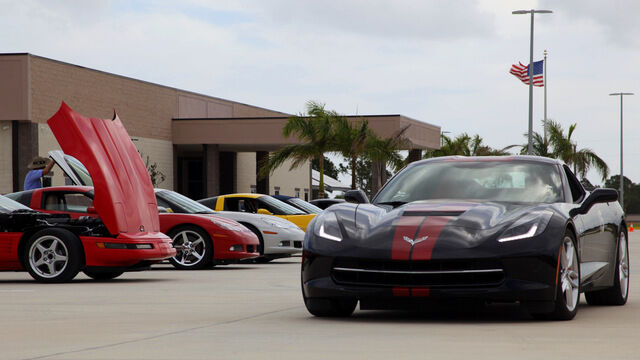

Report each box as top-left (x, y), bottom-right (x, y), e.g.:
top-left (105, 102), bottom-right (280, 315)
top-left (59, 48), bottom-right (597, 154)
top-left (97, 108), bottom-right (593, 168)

top-left (212, 231), bottom-right (260, 261)
top-left (81, 232), bottom-right (176, 268)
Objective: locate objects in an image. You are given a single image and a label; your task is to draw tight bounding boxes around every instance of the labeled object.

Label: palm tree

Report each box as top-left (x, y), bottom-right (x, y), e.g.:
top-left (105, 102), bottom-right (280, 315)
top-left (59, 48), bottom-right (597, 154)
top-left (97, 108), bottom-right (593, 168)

top-left (365, 125), bottom-right (410, 194)
top-left (333, 116), bottom-right (369, 189)
top-left (522, 120), bottom-right (609, 181)
top-left (260, 101), bottom-right (337, 198)
top-left (426, 133), bottom-right (514, 158)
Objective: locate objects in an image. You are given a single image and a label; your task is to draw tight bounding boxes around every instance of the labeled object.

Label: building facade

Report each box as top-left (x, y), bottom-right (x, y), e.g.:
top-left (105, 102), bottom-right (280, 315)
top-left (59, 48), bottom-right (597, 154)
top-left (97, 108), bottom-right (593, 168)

top-left (0, 54), bottom-right (441, 199)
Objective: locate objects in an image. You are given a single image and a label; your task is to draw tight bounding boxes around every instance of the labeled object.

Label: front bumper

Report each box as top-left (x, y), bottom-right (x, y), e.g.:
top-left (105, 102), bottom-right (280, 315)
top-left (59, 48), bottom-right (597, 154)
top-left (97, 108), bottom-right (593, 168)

top-left (302, 251), bottom-right (558, 307)
top-left (81, 232), bottom-right (176, 268)
top-left (263, 229), bottom-right (304, 255)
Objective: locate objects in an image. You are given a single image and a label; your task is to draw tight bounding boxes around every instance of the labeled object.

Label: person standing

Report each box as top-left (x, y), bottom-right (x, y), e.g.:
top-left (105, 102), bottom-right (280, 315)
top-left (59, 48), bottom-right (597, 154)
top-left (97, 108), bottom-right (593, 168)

top-left (24, 156), bottom-right (55, 190)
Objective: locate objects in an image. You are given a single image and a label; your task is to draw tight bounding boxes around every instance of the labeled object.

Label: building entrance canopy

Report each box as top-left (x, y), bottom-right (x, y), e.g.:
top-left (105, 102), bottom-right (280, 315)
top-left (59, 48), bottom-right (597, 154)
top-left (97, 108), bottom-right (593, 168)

top-left (172, 115), bottom-right (441, 152)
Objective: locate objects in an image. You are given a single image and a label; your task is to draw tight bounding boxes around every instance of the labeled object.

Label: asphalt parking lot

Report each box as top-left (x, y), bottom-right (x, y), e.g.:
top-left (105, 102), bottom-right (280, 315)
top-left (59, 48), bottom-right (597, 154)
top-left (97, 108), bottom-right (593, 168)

top-left (2, 232), bottom-right (640, 360)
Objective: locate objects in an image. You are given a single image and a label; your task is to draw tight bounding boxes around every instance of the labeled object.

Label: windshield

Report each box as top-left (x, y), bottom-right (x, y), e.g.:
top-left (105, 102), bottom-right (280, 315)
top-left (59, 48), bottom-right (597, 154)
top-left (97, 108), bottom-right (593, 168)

top-left (157, 190), bottom-right (215, 214)
top-left (375, 160), bottom-right (564, 204)
top-left (287, 198), bottom-right (322, 214)
top-left (0, 195), bottom-right (32, 213)
top-left (260, 196), bottom-right (306, 215)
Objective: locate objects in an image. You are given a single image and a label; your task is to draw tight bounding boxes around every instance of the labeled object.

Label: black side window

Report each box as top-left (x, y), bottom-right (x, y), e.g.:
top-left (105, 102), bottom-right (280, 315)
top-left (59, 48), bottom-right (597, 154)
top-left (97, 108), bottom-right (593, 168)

top-left (156, 197), bottom-right (173, 211)
top-left (223, 198), bottom-right (238, 211)
top-left (563, 166), bottom-right (586, 203)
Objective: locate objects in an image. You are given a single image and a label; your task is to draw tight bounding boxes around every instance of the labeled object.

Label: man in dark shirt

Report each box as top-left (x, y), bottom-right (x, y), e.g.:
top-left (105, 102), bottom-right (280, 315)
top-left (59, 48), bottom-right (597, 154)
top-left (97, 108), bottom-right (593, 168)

top-left (24, 156), bottom-right (54, 190)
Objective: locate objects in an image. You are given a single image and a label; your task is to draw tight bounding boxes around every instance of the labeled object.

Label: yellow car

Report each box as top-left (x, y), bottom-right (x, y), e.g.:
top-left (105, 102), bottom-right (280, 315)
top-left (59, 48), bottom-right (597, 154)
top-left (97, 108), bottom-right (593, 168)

top-left (198, 193), bottom-right (316, 232)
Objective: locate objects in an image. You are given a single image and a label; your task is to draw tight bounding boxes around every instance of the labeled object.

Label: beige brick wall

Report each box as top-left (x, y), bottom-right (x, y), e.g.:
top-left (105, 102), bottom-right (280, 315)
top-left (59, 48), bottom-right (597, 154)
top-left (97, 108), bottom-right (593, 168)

top-left (236, 152), bottom-right (256, 193)
top-left (269, 159), bottom-right (310, 197)
top-left (0, 121), bottom-right (12, 193)
top-left (131, 137), bottom-right (174, 189)
top-left (30, 56), bottom-right (178, 141)
top-left (235, 153), bottom-right (309, 196)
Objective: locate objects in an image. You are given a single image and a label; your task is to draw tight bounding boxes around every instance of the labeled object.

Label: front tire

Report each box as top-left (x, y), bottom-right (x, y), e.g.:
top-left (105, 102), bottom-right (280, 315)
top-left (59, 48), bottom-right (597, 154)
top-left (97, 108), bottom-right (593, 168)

top-left (304, 297), bottom-right (358, 317)
top-left (585, 229), bottom-right (629, 306)
top-left (534, 232), bottom-right (580, 320)
top-left (302, 274), bottom-right (357, 317)
top-left (168, 226), bottom-right (213, 270)
top-left (24, 228), bottom-right (83, 283)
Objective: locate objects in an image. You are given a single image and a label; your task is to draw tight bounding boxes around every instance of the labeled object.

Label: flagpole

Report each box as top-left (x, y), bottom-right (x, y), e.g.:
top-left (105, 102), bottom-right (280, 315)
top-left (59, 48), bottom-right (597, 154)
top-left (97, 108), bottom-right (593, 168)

top-left (513, 9), bottom-right (552, 155)
top-left (544, 49), bottom-right (548, 142)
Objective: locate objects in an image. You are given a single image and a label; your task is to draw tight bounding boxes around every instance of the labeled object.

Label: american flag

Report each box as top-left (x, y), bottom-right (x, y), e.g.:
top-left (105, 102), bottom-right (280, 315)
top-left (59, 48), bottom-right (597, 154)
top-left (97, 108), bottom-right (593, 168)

top-left (510, 60), bottom-right (544, 87)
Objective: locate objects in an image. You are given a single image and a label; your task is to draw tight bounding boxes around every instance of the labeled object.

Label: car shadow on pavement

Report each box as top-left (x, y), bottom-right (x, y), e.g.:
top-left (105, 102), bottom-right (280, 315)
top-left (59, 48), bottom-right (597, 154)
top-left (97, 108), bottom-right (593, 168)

top-left (0, 278), bottom-right (172, 284)
top-left (311, 303), bottom-right (596, 324)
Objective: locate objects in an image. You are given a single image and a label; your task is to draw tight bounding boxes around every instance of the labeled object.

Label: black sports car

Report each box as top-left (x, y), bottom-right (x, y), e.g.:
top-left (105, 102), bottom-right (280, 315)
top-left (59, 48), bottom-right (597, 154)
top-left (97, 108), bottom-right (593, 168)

top-left (301, 156), bottom-right (628, 320)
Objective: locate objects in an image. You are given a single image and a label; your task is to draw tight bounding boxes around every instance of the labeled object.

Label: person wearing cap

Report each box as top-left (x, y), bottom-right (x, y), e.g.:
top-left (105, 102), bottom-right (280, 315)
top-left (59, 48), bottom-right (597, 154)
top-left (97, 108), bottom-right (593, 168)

top-left (24, 156), bottom-right (55, 191)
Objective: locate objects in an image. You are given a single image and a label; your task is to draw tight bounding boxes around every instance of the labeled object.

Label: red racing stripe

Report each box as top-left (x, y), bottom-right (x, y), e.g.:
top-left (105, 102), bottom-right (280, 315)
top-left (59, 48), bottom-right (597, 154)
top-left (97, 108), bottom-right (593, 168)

top-left (392, 287), bottom-right (411, 297)
top-left (391, 216), bottom-right (425, 261)
top-left (411, 216), bottom-right (453, 261)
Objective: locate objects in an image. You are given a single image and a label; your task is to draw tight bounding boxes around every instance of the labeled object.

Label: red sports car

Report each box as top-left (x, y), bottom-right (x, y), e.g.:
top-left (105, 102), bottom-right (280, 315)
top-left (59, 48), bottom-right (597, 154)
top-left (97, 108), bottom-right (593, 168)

top-left (0, 102), bottom-right (176, 282)
top-left (9, 186), bottom-right (260, 269)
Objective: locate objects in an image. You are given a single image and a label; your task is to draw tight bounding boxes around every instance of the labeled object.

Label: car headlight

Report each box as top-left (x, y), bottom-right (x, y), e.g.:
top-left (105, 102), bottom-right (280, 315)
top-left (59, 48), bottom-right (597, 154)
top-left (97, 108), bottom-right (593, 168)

top-left (498, 210), bottom-right (553, 243)
top-left (210, 218), bottom-right (244, 231)
top-left (313, 212), bottom-right (342, 242)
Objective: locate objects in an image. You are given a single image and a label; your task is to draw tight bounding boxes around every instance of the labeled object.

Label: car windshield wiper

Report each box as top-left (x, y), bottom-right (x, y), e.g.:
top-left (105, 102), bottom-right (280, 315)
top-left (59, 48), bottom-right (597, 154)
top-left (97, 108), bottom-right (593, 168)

top-left (194, 211), bottom-right (215, 214)
top-left (376, 201), bottom-right (408, 208)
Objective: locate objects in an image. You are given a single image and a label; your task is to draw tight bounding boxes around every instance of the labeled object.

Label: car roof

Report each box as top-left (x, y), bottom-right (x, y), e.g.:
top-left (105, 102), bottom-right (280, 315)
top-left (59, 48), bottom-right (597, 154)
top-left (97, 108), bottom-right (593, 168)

top-left (413, 155), bottom-right (563, 166)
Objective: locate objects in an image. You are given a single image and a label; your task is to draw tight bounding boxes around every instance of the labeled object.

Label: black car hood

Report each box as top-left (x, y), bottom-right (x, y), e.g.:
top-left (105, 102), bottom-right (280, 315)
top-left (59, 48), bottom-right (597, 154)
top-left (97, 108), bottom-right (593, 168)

top-left (346, 200), bottom-right (544, 231)
top-left (310, 200), bottom-right (556, 260)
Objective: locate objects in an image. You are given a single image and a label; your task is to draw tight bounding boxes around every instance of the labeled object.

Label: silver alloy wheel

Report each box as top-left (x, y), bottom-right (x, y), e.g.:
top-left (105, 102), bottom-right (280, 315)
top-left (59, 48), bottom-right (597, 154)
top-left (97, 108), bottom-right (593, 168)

top-left (172, 230), bottom-right (206, 267)
top-left (560, 236), bottom-right (580, 312)
top-left (28, 235), bottom-right (69, 279)
top-left (619, 232), bottom-right (629, 298)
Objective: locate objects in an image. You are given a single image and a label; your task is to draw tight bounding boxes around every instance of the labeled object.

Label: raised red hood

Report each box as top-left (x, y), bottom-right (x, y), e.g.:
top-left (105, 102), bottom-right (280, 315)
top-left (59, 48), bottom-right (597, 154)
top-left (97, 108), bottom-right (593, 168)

top-left (47, 102), bottom-right (160, 235)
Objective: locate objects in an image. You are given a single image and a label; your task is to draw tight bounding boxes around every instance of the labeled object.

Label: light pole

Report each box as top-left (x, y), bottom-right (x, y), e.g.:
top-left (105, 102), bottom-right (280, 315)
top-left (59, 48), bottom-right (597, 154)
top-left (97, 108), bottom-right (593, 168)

top-left (513, 9), bottom-right (552, 155)
top-left (609, 92), bottom-right (634, 209)
top-left (441, 130), bottom-right (451, 147)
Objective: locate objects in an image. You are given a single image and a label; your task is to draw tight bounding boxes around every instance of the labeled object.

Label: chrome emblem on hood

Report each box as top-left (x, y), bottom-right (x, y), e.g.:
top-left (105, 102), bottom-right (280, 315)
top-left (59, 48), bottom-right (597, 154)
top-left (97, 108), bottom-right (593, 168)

top-left (403, 235), bottom-right (428, 247)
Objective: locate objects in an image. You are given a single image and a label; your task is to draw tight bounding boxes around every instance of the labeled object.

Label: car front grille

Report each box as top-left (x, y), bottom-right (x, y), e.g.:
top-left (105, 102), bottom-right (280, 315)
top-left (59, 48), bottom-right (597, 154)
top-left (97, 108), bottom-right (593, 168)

top-left (331, 258), bottom-right (504, 288)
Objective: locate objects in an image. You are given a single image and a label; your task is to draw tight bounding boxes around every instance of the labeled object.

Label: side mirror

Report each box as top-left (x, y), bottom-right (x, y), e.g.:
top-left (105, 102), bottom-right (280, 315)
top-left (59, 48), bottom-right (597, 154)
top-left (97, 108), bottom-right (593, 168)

top-left (257, 208), bottom-right (273, 215)
top-left (570, 188), bottom-right (618, 216)
top-left (86, 206), bottom-right (97, 214)
top-left (344, 189), bottom-right (370, 204)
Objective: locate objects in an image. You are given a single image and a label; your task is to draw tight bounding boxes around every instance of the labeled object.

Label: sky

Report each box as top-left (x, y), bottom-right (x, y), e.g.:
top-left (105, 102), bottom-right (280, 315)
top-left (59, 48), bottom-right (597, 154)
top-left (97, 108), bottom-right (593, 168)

top-left (1, 0), bottom-right (639, 186)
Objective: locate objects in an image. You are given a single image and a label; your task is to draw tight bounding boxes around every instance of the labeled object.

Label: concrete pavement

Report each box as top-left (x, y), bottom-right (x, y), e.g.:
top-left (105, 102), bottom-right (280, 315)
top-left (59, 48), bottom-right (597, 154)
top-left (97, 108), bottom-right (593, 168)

top-left (2, 232), bottom-right (639, 360)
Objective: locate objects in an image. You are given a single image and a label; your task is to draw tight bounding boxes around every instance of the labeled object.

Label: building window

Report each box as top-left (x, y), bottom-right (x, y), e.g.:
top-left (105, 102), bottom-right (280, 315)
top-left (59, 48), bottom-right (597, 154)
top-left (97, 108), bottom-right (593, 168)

top-left (295, 188), bottom-right (300, 198)
top-left (250, 185), bottom-right (256, 194)
top-left (304, 188), bottom-right (309, 201)
top-left (274, 186), bottom-right (280, 196)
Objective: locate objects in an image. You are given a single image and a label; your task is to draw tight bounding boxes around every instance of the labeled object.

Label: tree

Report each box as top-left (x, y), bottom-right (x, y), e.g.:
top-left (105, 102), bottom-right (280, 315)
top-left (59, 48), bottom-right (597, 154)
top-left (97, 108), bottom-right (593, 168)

top-left (312, 156), bottom-right (340, 198)
top-left (523, 120), bottom-right (609, 181)
top-left (365, 126), bottom-right (410, 194)
top-left (333, 116), bottom-right (369, 190)
top-left (138, 151), bottom-right (166, 187)
top-left (260, 101), bottom-right (337, 198)
top-left (425, 133), bottom-right (515, 158)
top-left (339, 158), bottom-right (391, 199)
top-left (604, 175), bottom-right (640, 213)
